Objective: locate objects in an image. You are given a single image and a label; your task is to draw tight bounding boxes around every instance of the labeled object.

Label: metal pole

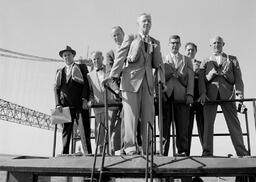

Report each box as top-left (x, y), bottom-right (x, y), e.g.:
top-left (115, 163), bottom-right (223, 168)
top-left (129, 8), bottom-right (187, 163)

top-left (104, 85), bottom-right (110, 154)
top-left (171, 102), bottom-right (176, 156)
top-left (244, 110), bottom-right (251, 155)
top-left (52, 124), bottom-right (57, 157)
top-left (158, 81), bottom-right (163, 155)
top-left (253, 101), bottom-right (256, 139)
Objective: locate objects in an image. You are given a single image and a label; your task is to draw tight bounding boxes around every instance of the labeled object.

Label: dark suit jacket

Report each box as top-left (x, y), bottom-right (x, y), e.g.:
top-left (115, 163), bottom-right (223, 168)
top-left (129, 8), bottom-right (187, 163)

top-left (54, 63), bottom-right (90, 110)
top-left (199, 53), bottom-right (243, 100)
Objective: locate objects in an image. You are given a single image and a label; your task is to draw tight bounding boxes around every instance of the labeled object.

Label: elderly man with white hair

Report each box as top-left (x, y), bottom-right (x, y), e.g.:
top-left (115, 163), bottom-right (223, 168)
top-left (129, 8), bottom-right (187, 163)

top-left (103, 13), bottom-right (165, 155)
top-left (199, 36), bottom-right (249, 157)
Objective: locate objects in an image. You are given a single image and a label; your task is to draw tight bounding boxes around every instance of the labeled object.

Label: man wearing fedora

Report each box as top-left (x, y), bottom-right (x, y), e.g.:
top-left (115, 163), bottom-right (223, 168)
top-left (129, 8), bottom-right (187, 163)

top-left (54, 46), bottom-right (92, 154)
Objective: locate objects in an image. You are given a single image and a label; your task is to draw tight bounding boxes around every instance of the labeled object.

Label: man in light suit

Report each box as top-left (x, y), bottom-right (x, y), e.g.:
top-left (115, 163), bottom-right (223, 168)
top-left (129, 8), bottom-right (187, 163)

top-left (103, 13), bottom-right (165, 155)
top-left (163, 35), bottom-right (194, 156)
top-left (200, 36), bottom-right (249, 156)
top-left (185, 42), bottom-right (204, 156)
top-left (87, 51), bottom-right (120, 154)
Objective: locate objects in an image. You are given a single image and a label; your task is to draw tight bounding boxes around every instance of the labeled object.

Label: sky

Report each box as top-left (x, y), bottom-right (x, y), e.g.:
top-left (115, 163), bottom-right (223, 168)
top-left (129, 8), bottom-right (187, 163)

top-left (0, 0), bottom-right (256, 156)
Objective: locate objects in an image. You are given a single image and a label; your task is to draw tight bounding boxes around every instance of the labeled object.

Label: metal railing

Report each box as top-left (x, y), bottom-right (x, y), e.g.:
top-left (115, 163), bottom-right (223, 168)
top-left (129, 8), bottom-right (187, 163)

top-left (155, 95), bottom-right (256, 156)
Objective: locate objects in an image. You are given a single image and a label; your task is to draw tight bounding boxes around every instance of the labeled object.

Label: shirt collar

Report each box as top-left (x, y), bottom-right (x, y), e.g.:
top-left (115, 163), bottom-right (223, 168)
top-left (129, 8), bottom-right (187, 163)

top-left (213, 52), bottom-right (223, 56)
top-left (170, 52), bottom-right (179, 58)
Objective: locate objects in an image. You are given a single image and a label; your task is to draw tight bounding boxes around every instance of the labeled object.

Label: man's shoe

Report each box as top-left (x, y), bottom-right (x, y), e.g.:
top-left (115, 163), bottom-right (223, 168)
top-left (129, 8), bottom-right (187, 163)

top-left (126, 150), bottom-right (138, 155)
top-left (176, 152), bottom-right (187, 157)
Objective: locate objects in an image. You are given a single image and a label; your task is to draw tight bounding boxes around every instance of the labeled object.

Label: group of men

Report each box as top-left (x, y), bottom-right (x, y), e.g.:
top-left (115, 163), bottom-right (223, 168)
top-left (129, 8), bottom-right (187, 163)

top-left (54, 13), bottom-right (249, 158)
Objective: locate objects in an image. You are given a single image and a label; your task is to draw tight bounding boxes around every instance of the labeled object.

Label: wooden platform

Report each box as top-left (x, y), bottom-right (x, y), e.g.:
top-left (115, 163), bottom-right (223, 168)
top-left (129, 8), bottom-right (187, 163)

top-left (1, 155), bottom-right (256, 179)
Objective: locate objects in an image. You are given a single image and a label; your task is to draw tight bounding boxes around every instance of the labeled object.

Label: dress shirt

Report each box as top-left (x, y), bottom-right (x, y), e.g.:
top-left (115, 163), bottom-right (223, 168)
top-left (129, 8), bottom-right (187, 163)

top-left (213, 52), bottom-right (223, 66)
top-left (97, 69), bottom-right (105, 85)
top-left (170, 52), bottom-right (179, 69)
top-left (65, 63), bottom-right (74, 83)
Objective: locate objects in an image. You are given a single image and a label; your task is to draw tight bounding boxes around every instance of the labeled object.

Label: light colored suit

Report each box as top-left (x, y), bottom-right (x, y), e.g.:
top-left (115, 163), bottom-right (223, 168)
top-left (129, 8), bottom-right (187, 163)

top-left (87, 67), bottom-right (121, 153)
top-left (200, 52), bottom-right (248, 156)
top-left (110, 34), bottom-right (164, 153)
top-left (162, 53), bottom-right (194, 155)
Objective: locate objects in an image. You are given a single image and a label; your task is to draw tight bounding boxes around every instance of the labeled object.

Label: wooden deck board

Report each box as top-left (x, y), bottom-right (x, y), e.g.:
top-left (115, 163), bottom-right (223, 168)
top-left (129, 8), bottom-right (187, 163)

top-left (0, 155), bottom-right (256, 178)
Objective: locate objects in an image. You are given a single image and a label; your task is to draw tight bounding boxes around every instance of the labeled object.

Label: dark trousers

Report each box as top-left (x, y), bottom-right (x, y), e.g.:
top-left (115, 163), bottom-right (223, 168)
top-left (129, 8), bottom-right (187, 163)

top-left (188, 103), bottom-right (204, 156)
top-left (62, 109), bottom-right (92, 154)
top-left (162, 94), bottom-right (190, 156)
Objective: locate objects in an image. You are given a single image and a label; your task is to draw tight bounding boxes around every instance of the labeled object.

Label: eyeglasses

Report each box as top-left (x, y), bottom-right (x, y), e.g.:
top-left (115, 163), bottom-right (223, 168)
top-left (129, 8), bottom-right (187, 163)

top-left (170, 41), bottom-right (180, 44)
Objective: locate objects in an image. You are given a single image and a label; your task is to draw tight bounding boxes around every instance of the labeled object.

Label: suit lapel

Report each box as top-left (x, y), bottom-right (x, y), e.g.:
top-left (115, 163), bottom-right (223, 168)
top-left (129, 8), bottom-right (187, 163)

top-left (176, 53), bottom-right (184, 69)
top-left (137, 34), bottom-right (148, 61)
top-left (219, 53), bottom-right (227, 66)
top-left (209, 55), bottom-right (219, 68)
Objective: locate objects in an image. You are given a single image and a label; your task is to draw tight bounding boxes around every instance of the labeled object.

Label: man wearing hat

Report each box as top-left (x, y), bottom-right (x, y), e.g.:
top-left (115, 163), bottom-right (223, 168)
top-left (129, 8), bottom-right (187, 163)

top-left (163, 35), bottom-right (194, 156)
top-left (199, 36), bottom-right (249, 156)
top-left (54, 46), bottom-right (92, 154)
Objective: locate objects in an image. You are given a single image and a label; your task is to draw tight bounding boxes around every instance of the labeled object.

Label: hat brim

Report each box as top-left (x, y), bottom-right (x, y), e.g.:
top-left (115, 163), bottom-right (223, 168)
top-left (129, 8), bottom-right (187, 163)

top-left (59, 50), bottom-right (76, 58)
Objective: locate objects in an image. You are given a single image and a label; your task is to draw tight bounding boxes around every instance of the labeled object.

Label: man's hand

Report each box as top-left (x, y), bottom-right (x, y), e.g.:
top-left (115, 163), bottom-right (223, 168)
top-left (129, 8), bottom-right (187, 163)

top-left (101, 76), bottom-right (112, 87)
top-left (162, 84), bottom-right (168, 93)
top-left (236, 93), bottom-right (244, 100)
top-left (82, 99), bottom-right (89, 110)
top-left (56, 105), bottom-right (63, 112)
top-left (186, 95), bottom-right (194, 106)
top-left (197, 93), bottom-right (209, 105)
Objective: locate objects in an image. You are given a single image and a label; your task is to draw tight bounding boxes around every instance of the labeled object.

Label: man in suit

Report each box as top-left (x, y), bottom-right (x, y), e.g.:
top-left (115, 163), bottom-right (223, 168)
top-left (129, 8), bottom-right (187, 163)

top-left (106, 26), bottom-right (125, 74)
top-left (185, 42), bottom-right (204, 156)
top-left (106, 26), bottom-right (143, 150)
top-left (87, 51), bottom-right (121, 154)
top-left (103, 13), bottom-right (165, 155)
top-left (54, 46), bottom-right (92, 154)
top-left (200, 36), bottom-right (249, 156)
top-left (163, 35), bottom-right (194, 156)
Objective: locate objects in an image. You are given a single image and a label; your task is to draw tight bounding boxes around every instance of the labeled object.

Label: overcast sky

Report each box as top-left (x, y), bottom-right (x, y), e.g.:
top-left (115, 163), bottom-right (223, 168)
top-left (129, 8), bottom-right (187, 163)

top-left (0, 0), bottom-right (255, 156)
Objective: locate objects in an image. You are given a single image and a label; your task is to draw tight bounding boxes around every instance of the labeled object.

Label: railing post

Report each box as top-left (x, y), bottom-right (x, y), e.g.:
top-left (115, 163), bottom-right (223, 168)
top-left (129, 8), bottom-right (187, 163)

top-left (52, 124), bottom-right (57, 157)
top-left (158, 81), bottom-right (163, 155)
top-left (253, 101), bottom-right (256, 139)
top-left (104, 85), bottom-right (110, 155)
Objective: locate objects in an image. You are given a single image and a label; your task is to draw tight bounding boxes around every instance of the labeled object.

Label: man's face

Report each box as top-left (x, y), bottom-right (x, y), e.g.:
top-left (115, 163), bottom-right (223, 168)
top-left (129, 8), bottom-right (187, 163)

top-left (169, 38), bottom-right (181, 54)
top-left (210, 37), bottom-right (224, 54)
top-left (111, 28), bottom-right (124, 46)
top-left (62, 51), bottom-right (74, 65)
top-left (91, 52), bottom-right (103, 69)
top-left (137, 15), bottom-right (151, 35)
top-left (186, 44), bottom-right (197, 59)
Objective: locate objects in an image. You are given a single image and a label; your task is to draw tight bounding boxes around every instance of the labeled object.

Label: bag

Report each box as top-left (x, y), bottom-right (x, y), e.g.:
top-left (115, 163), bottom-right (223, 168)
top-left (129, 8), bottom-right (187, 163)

top-left (51, 107), bottom-right (71, 124)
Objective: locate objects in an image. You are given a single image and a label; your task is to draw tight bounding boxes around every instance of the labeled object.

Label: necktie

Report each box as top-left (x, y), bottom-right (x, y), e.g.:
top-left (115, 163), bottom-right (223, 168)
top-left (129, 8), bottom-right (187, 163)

top-left (143, 35), bottom-right (149, 52)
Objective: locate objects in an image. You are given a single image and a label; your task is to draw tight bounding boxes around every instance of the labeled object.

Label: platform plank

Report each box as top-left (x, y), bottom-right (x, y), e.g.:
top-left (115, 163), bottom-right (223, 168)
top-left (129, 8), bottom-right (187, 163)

top-left (0, 155), bottom-right (256, 178)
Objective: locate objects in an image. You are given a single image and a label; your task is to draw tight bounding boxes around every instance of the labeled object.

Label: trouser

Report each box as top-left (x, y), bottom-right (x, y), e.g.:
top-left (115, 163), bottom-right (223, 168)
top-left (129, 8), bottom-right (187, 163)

top-left (122, 78), bottom-right (154, 154)
top-left (187, 103), bottom-right (204, 156)
top-left (95, 109), bottom-right (121, 154)
top-left (162, 94), bottom-right (190, 156)
top-left (62, 109), bottom-right (92, 154)
top-left (203, 100), bottom-right (249, 156)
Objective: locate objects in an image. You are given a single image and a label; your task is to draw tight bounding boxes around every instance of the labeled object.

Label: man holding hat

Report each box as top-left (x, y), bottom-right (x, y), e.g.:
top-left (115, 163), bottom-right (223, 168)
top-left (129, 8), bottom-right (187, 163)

top-left (199, 36), bottom-right (249, 156)
top-left (54, 46), bottom-right (92, 154)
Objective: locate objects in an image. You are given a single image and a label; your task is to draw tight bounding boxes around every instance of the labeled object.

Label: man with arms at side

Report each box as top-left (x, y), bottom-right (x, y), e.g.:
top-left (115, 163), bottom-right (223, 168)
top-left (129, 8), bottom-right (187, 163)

top-left (163, 35), bottom-right (194, 156)
top-left (103, 13), bottom-right (165, 155)
top-left (185, 42), bottom-right (204, 156)
top-left (200, 36), bottom-right (249, 157)
top-left (54, 46), bottom-right (91, 154)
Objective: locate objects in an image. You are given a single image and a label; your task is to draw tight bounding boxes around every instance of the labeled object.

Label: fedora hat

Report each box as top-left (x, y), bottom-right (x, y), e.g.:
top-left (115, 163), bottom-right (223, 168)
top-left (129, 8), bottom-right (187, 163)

top-left (59, 46), bottom-right (76, 57)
